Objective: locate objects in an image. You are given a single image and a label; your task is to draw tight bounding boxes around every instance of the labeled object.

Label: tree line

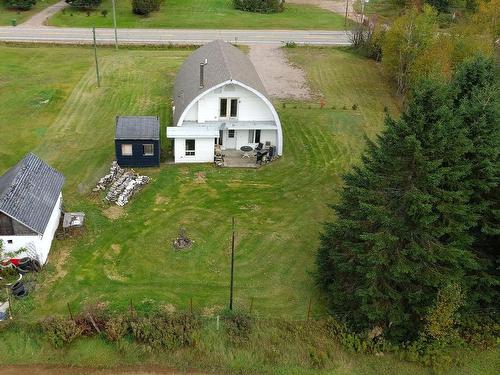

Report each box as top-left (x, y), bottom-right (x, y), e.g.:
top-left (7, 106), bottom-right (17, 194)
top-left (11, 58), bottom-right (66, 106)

top-left (316, 50), bottom-right (498, 347)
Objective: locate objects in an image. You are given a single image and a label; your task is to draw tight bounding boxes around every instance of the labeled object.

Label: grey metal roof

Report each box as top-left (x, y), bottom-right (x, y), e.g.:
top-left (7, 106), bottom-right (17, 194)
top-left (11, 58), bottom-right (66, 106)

top-left (115, 116), bottom-right (160, 140)
top-left (173, 40), bottom-right (268, 126)
top-left (0, 153), bottom-right (64, 235)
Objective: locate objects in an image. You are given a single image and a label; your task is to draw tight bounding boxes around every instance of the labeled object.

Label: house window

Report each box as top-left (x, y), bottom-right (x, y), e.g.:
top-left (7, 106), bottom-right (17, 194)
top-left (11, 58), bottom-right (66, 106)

top-left (220, 98), bottom-right (238, 118)
top-left (228, 130), bottom-right (235, 138)
top-left (248, 129), bottom-right (261, 143)
top-left (185, 139), bottom-right (195, 156)
top-left (7, 240), bottom-right (13, 244)
top-left (121, 144), bottom-right (133, 156)
top-left (143, 144), bottom-right (154, 156)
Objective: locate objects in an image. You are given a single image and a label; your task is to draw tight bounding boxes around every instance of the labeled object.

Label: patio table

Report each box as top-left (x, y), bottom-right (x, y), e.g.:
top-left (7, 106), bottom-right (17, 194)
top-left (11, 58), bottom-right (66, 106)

top-left (240, 146), bottom-right (253, 159)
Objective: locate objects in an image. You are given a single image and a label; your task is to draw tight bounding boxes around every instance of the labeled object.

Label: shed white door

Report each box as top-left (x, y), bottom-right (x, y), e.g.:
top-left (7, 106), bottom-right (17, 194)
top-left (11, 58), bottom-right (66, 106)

top-left (225, 129), bottom-right (236, 149)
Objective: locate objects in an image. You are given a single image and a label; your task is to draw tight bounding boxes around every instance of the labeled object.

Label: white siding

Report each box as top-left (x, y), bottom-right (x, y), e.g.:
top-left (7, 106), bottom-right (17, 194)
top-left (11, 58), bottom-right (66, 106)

top-left (188, 85), bottom-right (274, 124)
top-left (221, 129), bottom-right (277, 151)
top-left (184, 102), bottom-right (198, 121)
top-left (174, 138), bottom-right (215, 163)
top-left (0, 193), bottom-right (62, 265)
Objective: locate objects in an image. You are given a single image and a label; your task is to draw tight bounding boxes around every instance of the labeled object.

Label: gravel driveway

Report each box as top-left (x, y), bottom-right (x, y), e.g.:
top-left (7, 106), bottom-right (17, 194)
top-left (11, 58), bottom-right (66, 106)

top-left (249, 44), bottom-right (312, 100)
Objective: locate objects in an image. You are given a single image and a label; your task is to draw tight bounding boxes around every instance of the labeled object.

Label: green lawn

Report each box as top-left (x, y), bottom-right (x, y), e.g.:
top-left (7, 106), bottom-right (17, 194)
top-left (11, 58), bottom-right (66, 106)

top-left (0, 44), bottom-right (398, 320)
top-left (49, 0), bottom-right (348, 29)
top-left (0, 0), bottom-right (59, 26)
top-left (0, 44), bottom-right (496, 375)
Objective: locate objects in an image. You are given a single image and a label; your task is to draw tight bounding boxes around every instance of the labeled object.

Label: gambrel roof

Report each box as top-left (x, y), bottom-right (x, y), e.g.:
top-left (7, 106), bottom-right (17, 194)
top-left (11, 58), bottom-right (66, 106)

top-left (0, 153), bottom-right (64, 235)
top-left (173, 40), bottom-right (268, 126)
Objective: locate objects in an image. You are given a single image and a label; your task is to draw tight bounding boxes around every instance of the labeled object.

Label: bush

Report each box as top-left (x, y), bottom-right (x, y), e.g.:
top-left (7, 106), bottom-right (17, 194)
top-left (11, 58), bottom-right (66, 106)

top-left (132, 0), bottom-right (162, 16)
top-left (130, 311), bottom-right (200, 350)
top-left (233, 0), bottom-right (284, 14)
top-left (105, 314), bottom-right (130, 342)
top-left (65, 0), bottom-right (102, 9)
top-left (74, 303), bottom-right (109, 336)
top-left (223, 310), bottom-right (253, 344)
top-left (4, 0), bottom-right (36, 10)
top-left (41, 317), bottom-right (82, 348)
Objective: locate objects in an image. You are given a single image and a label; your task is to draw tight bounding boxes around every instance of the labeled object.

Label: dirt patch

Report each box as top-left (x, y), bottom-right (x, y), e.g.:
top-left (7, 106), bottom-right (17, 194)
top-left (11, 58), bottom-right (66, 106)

top-left (104, 244), bottom-right (127, 282)
top-left (194, 171), bottom-right (207, 184)
top-left (0, 366), bottom-right (210, 375)
top-left (248, 44), bottom-right (312, 100)
top-left (44, 244), bottom-right (71, 287)
top-left (287, 0), bottom-right (358, 21)
top-left (155, 194), bottom-right (170, 205)
top-left (102, 205), bottom-right (126, 220)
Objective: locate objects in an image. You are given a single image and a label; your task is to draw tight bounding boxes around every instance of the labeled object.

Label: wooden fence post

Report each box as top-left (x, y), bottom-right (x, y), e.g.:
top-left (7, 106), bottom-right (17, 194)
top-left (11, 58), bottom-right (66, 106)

top-left (307, 297), bottom-right (312, 321)
top-left (67, 302), bottom-right (74, 321)
top-left (190, 297), bottom-right (193, 314)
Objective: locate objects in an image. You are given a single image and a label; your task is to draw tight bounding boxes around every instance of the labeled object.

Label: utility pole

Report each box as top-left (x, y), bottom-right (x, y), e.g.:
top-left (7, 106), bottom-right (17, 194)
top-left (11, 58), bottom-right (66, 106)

top-left (345, 0), bottom-right (349, 28)
top-left (112, 0), bottom-right (118, 50)
top-left (229, 217), bottom-right (235, 311)
top-left (92, 27), bottom-right (101, 88)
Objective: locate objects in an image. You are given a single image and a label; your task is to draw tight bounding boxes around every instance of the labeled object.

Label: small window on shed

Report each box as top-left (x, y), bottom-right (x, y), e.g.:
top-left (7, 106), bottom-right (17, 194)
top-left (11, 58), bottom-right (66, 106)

top-left (143, 144), bottom-right (154, 156)
top-left (121, 144), bottom-right (133, 156)
top-left (7, 240), bottom-right (13, 244)
top-left (185, 139), bottom-right (195, 156)
top-left (228, 130), bottom-right (235, 138)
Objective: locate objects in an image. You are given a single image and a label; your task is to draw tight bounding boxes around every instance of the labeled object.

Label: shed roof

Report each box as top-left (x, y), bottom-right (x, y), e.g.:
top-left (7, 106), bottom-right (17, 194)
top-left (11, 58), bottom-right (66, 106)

top-left (173, 40), bottom-right (268, 126)
top-left (115, 116), bottom-right (160, 140)
top-left (0, 153), bottom-right (64, 235)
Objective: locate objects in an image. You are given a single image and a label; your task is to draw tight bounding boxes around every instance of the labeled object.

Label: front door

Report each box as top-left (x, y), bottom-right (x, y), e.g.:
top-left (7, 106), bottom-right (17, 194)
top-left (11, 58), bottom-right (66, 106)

top-left (225, 129), bottom-right (236, 149)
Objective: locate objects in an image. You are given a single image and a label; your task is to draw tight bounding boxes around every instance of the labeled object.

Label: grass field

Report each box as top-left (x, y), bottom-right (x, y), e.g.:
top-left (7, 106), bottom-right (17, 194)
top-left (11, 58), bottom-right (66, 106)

top-left (0, 0), bottom-right (59, 26)
top-left (49, 0), bottom-right (348, 29)
top-left (0, 44), bottom-right (497, 375)
top-left (0, 44), bottom-right (398, 320)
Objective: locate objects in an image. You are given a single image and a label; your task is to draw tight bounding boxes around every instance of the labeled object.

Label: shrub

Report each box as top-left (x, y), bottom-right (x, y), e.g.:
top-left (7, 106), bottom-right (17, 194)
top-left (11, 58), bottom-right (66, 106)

top-left (223, 310), bottom-right (253, 344)
top-left (74, 303), bottom-right (109, 336)
top-left (41, 317), bottom-right (82, 348)
top-left (132, 0), bottom-right (162, 16)
top-left (130, 311), bottom-right (200, 350)
top-left (101, 9), bottom-right (108, 17)
top-left (4, 0), bottom-right (36, 10)
top-left (65, 0), bottom-right (102, 10)
top-left (105, 314), bottom-right (130, 342)
top-left (352, 104), bottom-right (358, 110)
top-left (233, 0), bottom-right (284, 14)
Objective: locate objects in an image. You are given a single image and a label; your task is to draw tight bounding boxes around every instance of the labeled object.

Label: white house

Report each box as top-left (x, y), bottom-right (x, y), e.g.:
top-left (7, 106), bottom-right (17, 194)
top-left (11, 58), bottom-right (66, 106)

top-left (167, 40), bottom-right (283, 163)
top-left (0, 153), bottom-right (64, 265)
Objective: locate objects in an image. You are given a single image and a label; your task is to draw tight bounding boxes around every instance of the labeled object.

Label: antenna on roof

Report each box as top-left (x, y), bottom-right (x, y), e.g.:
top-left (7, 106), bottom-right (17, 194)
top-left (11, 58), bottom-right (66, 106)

top-left (200, 59), bottom-right (208, 89)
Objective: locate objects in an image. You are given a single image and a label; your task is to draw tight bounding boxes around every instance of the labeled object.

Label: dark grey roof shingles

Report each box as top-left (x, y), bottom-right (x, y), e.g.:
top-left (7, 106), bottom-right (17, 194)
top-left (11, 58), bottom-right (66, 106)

top-left (0, 153), bottom-right (64, 234)
top-left (115, 116), bottom-right (160, 140)
top-left (173, 40), bottom-right (268, 126)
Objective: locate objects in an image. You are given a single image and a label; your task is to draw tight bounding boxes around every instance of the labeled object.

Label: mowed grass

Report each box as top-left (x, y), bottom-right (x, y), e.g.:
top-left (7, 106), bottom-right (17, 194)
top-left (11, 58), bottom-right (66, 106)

top-left (0, 0), bottom-right (59, 26)
top-left (0, 45), bottom-right (398, 320)
top-left (49, 0), bottom-right (348, 29)
top-left (1, 45), bottom-right (497, 375)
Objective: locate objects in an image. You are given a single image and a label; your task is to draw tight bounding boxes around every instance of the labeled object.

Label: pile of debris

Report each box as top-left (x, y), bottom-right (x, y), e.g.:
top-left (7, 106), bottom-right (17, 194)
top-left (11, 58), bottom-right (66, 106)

top-left (173, 228), bottom-right (193, 250)
top-left (93, 162), bottom-right (151, 206)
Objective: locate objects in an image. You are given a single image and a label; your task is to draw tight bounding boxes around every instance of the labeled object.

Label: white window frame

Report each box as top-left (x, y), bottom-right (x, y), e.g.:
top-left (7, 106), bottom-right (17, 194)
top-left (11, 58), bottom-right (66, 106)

top-left (143, 144), bottom-right (154, 156)
top-left (219, 98), bottom-right (238, 119)
top-left (185, 139), bottom-right (196, 156)
top-left (121, 144), bottom-right (133, 156)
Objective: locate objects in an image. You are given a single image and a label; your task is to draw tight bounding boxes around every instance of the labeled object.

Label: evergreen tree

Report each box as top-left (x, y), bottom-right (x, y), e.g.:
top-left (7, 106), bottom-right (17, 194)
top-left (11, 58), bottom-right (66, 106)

top-left (452, 55), bottom-right (500, 310)
top-left (316, 79), bottom-right (477, 340)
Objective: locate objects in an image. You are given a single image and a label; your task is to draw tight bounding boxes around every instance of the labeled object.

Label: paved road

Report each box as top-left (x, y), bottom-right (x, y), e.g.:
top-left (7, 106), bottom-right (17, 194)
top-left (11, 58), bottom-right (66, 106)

top-left (0, 26), bottom-right (351, 46)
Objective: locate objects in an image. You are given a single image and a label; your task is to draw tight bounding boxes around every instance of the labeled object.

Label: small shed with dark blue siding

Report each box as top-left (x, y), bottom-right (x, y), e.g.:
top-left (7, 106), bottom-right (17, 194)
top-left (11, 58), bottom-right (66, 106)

top-left (115, 116), bottom-right (161, 167)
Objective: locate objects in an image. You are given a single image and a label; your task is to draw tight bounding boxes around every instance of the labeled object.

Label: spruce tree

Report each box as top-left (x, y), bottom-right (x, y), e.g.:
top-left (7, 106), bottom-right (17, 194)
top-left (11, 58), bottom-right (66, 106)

top-left (452, 56), bottom-right (500, 310)
top-left (317, 79), bottom-right (477, 340)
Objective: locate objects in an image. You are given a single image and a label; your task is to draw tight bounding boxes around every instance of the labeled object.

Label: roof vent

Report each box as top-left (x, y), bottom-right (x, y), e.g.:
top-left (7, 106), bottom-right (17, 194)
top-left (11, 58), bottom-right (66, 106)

top-left (200, 59), bottom-right (208, 89)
